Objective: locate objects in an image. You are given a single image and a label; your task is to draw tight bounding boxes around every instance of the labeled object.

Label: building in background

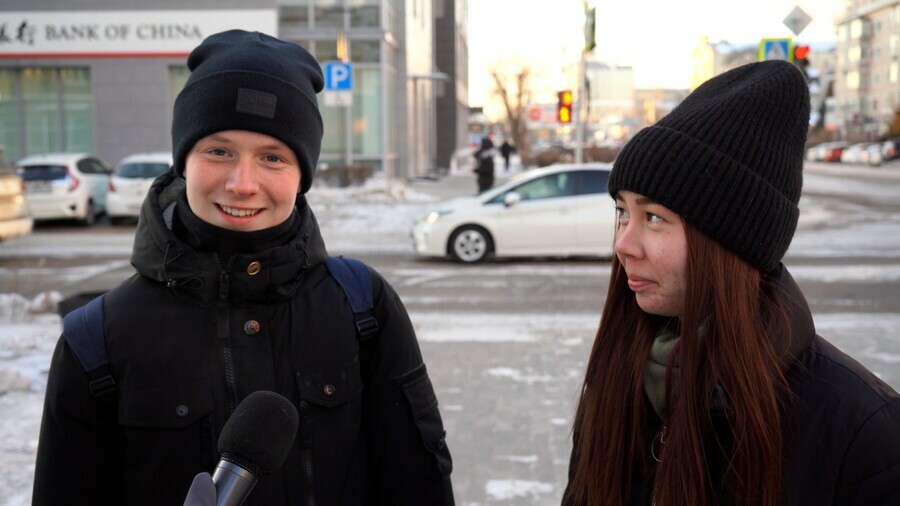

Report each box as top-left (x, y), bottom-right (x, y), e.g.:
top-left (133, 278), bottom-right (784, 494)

top-left (834, 0), bottom-right (900, 141)
top-left (0, 0), bottom-right (469, 180)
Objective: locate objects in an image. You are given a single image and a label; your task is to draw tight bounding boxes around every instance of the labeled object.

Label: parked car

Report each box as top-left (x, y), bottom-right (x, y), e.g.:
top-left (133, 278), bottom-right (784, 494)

top-left (882, 138), bottom-right (900, 162)
top-left (412, 163), bottom-right (615, 263)
top-left (840, 143), bottom-right (870, 164)
top-left (0, 148), bottom-right (33, 241)
top-left (16, 153), bottom-right (111, 225)
top-left (816, 141), bottom-right (848, 162)
top-left (862, 143), bottom-right (883, 166)
top-left (107, 152), bottom-right (173, 223)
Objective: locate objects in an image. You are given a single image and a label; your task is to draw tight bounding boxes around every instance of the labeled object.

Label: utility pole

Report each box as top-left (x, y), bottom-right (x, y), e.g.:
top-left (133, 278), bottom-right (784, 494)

top-left (575, 3), bottom-right (596, 164)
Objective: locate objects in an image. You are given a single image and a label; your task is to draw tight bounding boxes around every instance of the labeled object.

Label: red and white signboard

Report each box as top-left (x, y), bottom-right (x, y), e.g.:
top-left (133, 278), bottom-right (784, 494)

top-left (0, 10), bottom-right (277, 58)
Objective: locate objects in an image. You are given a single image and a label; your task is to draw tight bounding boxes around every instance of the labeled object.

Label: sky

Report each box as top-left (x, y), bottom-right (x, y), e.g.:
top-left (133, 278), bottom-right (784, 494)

top-left (468, 0), bottom-right (844, 112)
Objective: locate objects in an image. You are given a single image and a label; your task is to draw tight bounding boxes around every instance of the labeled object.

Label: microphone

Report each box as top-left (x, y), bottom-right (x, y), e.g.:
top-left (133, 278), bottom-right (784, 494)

top-left (211, 390), bottom-right (299, 506)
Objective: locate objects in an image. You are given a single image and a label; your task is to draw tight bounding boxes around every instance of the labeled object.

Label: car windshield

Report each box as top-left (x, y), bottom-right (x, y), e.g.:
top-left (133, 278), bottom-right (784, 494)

top-left (117, 162), bottom-right (170, 178)
top-left (20, 165), bottom-right (68, 181)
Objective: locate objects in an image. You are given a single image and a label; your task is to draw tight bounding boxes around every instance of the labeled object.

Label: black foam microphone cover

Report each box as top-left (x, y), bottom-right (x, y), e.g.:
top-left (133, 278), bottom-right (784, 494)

top-left (217, 390), bottom-right (299, 475)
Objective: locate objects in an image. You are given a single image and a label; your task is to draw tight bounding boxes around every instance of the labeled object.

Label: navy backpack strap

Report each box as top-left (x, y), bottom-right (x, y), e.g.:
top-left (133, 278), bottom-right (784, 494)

top-left (325, 256), bottom-right (380, 341)
top-left (62, 294), bottom-right (116, 399)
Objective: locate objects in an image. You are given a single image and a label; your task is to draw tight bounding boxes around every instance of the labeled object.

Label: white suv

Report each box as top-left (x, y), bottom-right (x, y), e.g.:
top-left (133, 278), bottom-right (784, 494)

top-left (17, 153), bottom-right (111, 225)
top-left (107, 152), bottom-right (173, 224)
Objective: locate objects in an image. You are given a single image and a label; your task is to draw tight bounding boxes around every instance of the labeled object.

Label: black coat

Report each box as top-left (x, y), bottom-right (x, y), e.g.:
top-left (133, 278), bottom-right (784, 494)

top-left (33, 171), bottom-right (455, 505)
top-left (565, 266), bottom-right (900, 505)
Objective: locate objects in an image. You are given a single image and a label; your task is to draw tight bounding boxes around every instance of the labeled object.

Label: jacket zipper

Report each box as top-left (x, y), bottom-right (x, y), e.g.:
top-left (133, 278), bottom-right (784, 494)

top-left (216, 257), bottom-right (238, 413)
top-left (299, 400), bottom-right (317, 506)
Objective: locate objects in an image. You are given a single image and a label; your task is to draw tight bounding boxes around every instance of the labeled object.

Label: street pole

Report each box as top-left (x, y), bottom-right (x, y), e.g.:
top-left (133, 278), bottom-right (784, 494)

top-left (575, 53), bottom-right (586, 164)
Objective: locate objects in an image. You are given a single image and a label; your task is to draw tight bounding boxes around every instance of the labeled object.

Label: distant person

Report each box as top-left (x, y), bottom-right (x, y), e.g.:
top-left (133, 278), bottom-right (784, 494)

top-left (33, 30), bottom-right (454, 506)
top-left (499, 140), bottom-right (514, 171)
top-left (473, 136), bottom-right (496, 193)
top-left (563, 60), bottom-right (900, 505)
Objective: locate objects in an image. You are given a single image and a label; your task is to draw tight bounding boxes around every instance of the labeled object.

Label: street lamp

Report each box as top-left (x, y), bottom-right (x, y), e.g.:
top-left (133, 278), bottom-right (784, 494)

top-left (408, 72), bottom-right (450, 177)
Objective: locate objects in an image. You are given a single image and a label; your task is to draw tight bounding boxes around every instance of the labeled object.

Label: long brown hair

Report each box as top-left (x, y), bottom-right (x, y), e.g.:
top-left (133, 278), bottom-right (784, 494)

top-left (567, 224), bottom-right (790, 505)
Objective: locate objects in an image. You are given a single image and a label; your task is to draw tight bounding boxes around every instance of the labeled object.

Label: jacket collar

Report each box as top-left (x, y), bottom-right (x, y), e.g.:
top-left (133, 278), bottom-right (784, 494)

top-left (130, 170), bottom-right (329, 305)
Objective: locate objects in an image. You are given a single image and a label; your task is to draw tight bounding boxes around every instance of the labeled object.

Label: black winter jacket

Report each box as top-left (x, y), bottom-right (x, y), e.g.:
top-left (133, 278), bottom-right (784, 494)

top-left (33, 172), bottom-right (455, 505)
top-left (564, 266), bottom-right (900, 505)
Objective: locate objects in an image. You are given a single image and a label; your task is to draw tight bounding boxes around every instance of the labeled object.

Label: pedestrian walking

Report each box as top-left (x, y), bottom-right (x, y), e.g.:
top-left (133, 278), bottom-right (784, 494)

top-left (33, 30), bottom-right (454, 506)
top-left (473, 136), bottom-right (496, 193)
top-left (563, 60), bottom-right (900, 506)
top-left (500, 140), bottom-right (514, 171)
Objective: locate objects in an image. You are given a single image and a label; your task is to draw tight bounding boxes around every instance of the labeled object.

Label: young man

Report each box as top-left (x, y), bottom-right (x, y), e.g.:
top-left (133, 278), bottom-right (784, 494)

top-left (33, 30), bottom-right (454, 505)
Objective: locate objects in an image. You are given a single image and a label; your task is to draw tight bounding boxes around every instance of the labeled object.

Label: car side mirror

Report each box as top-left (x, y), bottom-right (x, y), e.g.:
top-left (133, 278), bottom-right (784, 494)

top-left (504, 192), bottom-right (521, 207)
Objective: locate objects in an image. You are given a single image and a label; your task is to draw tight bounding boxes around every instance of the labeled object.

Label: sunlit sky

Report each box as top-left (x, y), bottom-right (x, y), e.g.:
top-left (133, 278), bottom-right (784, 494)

top-left (468, 0), bottom-right (844, 112)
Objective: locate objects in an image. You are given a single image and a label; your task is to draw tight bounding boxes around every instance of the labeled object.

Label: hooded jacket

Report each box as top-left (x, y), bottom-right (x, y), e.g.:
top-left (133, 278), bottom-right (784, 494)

top-left (564, 266), bottom-right (900, 505)
top-left (33, 170), bottom-right (455, 505)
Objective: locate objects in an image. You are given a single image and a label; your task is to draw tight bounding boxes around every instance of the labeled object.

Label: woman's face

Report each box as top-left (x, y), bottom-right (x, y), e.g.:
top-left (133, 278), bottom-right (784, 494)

top-left (613, 190), bottom-right (688, 317)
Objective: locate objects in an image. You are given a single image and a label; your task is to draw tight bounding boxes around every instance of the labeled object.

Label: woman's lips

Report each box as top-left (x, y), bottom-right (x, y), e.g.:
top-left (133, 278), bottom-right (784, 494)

top-left (627, 275), bottom-right (654, 291)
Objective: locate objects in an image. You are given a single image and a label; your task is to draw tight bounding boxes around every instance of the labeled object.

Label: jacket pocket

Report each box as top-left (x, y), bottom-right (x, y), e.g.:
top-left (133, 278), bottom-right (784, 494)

top-left (399, 364), bottom-right (453, 477)
top-left (118, 376), bottom-right (213, 428)
top-left (295, 357), bottom-right (365, 448)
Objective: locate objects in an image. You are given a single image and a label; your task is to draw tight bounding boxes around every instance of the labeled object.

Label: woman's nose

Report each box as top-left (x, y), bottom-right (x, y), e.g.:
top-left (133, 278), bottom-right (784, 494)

top-left (614, 221), bottom-right (641, 259)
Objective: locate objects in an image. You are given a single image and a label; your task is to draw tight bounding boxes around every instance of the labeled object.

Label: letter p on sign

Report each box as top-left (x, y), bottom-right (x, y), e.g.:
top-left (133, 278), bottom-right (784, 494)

top-left (324, 61), bottom-right (353, 92)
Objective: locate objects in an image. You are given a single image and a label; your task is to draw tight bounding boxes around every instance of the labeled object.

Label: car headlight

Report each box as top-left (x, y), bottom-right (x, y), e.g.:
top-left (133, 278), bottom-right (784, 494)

top-left (418, 209), bottom-right (453, 224)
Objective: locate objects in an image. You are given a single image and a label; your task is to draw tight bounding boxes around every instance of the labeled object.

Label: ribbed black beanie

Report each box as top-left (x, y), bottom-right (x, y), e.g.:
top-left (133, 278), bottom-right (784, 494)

top-left (608, 60), bottom-right (810, 272)
top-left (172, 30), bottom-right (324, 194)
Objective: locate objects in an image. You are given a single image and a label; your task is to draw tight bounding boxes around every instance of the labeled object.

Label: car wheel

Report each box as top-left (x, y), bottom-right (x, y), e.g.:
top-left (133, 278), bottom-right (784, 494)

top-left (79, 201), bottom-right (95, 227)
top-left (450, 226), bottom-right (492, 263)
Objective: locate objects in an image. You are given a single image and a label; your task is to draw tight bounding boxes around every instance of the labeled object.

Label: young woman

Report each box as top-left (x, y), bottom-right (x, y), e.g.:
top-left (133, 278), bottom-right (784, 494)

top-left (564, 61), bottom-right (900, 505)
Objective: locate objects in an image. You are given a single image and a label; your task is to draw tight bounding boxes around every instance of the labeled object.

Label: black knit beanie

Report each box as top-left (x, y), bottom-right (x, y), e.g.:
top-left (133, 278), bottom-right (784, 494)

top-left (608, 60), bottom-right (810, 272)
top-left (172, 30), bottom-right (324, 194)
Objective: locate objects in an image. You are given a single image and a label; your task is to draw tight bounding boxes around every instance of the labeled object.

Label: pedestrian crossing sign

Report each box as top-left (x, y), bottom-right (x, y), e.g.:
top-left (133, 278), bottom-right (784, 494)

top-left (758, 38), bottom-right (793, 62)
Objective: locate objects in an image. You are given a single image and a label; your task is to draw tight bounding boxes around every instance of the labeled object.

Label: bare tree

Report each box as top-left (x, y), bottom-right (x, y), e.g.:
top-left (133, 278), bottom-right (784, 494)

top-left (490, 65), bottom-right (533, 164)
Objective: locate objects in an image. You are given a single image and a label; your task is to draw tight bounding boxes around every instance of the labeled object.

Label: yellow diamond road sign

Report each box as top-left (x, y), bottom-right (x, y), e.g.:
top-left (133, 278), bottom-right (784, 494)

top-left (783, 6), bottom-right (812, 37)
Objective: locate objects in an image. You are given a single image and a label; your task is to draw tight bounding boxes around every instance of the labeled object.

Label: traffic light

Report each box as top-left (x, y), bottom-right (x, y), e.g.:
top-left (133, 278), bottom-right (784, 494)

top-left (793, 44), bottom-right (810, 75)
top-left (557, 90), bottom-right (573, 124)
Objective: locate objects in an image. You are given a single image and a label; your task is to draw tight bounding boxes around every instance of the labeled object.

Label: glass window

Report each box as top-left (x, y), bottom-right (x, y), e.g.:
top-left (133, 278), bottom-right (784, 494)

top-left (279, 0), bottom-right (310, 25)
top-left (21, 164), bottom-right (67, 181)
top-left (490, 173), bottom-right (575, 203)
top-left (348, 0), bottom-right (379, 27)
top-left (314, 0), bottom-right (343, 28)
top-left (350, 40), bottom-right (379, 62)
top-left (0, 70), bottom-right (21, 162)
top-left (22, 68), bottom-right (59, 154)
top-left (315, 40), bottom-right (339, 62)
top-left (118, 162), bottom-right (170, 178)
top-left (61, 68), bottom-right (92, 154)
top-left (573, 170), bottom-right (608, 195)
top-left (318, 95), bottom-right (346, 155)
top-left (352, 68), bottom-right (381, 156)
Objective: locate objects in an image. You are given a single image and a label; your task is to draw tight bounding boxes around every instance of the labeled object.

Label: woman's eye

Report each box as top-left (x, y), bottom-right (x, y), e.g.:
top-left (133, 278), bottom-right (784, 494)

top-left (647, 213), bottom-right (664, 224)
top-left (209, 148), bottom-right (228, 157)
top-left (264, 155), bottom-right (283, 163)
top-left (615, 207), bottom-right (628, 220)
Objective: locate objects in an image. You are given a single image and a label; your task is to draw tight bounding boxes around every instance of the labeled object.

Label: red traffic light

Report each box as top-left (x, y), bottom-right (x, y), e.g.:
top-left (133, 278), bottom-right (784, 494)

top-left (794, 44), bottom-right (810, 60)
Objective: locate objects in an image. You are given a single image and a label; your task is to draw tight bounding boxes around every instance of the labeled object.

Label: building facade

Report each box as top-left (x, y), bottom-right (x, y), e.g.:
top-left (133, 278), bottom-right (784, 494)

top-left (0, 0), bottom-right (469, 179)
top-left (834, 0), bottom-right (900, 140)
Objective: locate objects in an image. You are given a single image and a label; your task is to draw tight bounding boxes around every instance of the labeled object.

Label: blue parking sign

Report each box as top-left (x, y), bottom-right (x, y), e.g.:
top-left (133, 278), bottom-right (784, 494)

top-left (324, 61), bottom-right (353, 91)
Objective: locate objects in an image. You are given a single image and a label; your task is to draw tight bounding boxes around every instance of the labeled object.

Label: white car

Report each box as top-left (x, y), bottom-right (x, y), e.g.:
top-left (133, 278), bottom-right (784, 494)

top-left (0, 149), bottom-right (32, 241)
top-left (107, 152), bottom-right (173, 223)
top-left (17, 153), bottom-right (111, 225)
top-left (412, 163), bottom-right (616, 263)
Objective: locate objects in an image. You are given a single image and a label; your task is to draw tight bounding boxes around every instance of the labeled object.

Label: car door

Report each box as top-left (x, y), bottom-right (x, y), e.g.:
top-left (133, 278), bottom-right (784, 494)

top-left (569, 169), bottom-right (616, 256)
top-left (78, 158), bottom-right (111, 211)
top-left (487, 171), bottom-right (578, 256)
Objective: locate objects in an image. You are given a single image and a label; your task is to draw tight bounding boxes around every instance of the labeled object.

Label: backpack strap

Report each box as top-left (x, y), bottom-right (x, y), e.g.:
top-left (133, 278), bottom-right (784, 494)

top-left (62, 294), bottom-right (117, 399)
top-left (325, 256), bottom-right (380, 341)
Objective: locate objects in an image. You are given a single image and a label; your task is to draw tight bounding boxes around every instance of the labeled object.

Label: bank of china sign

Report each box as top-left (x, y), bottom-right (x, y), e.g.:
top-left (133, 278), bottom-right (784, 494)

top-left (0, 10), bottom-right (277, 57)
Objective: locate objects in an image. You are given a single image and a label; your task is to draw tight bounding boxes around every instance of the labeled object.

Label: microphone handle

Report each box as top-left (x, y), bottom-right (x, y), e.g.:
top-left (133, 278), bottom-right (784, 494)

top-left (212, 460), bottom-right (258, 506)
